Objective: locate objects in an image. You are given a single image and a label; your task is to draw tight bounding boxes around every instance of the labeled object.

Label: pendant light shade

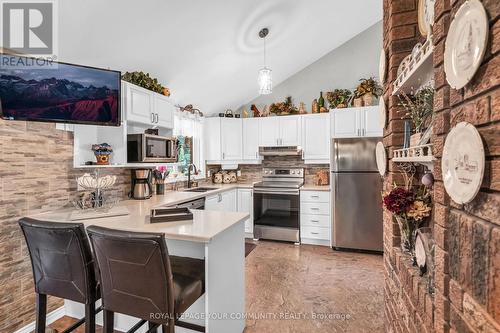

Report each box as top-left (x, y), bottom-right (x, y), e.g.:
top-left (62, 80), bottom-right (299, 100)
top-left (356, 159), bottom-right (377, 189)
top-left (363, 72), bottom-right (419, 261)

top-left (258, 67), bottom-right (272, 95)
top-left (258, 28), bottom-right (272, 95)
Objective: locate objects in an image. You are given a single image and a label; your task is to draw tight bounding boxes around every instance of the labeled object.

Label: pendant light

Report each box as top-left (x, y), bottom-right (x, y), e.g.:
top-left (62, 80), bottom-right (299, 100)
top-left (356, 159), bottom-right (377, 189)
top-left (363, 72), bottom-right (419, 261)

top-left (258, 28), bottom-right (272, 95)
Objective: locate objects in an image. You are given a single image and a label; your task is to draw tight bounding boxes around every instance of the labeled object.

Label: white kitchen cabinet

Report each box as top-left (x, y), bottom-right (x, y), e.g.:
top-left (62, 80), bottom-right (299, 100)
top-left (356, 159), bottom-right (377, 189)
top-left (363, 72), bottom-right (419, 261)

top-left (259, 117), bottom-right (279, 146)
top-left (205, 194), bottom-right (222, 210)
top-left (204, 118), bottom-right (243, 163)
top-left (123, 81), bottom-right (174, 128)
top-left (259, 116), bottom-right (301, 146)
top-left (331, 106), bottom-right (382, 138)
top-left (237, 189), bottom-right (253, 234)
top-left (300, 190), bottom-right (331, 246)
top-left (243, 118), bottom-right (260, 160)
top-left (205, 190), bottom-right (237, 212)
top-left (124, 81), bottom-right (153, 124)
top-left (153, 94), bottom-right (174, 128)
top-left (204, 118), bottom-right (222, 162)
top-left (221, 189), bottom-right (237, 211)
top-left (302, 113), bottom-right (330, 163)
top-left (221, 118), bottom-right (243, 160)
top-left (362, 106), bottom-right (383, 137)
top-left (279, 116), bottom-right (302, 146)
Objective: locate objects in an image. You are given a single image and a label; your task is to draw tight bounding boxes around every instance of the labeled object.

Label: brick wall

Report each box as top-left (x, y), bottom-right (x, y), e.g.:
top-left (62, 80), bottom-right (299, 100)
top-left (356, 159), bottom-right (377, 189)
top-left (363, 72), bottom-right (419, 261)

top-left (0, 120), bottom-right (130, 332)
top-left (383, 0), bottom-right (500, 332)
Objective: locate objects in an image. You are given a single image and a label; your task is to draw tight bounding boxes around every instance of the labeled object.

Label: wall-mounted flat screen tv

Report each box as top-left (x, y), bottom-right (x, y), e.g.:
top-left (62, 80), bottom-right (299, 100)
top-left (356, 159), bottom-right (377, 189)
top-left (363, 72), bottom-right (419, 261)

top-left (0, 54), bottom-right (121, 126)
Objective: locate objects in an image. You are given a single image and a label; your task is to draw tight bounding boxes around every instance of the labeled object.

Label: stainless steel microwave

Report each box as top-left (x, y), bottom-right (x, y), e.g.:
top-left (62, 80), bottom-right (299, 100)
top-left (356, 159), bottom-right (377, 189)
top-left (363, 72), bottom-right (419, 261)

top-left (127, 134), bottom-right (177, 163)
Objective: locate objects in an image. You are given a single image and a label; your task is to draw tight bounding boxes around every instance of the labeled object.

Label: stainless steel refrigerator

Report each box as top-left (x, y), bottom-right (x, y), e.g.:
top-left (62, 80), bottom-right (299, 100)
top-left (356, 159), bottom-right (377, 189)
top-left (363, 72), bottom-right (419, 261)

top-left (330, 137), bottom-right (383, 252)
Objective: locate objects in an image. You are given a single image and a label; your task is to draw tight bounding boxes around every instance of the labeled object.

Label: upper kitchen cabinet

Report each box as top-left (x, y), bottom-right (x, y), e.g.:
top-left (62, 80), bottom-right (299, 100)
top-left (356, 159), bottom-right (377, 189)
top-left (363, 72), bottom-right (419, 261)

top-left (302, 113), bottom-right (330, 163)
top-left (331, 106), bottom-right (382, 138)
top-left (153, 94), bottom-right (175, 128)
top-left (204, 117), bottom-right (242, 163)
top-left (221, 118), bottom-right (243, 160)
top-left (122, 81), bottom-right (174, 128)
top-left (243, 118), bottom-right (261, 161)
top-left (259, 115), bottom-right (301, 146)
top-left (279, 116), bottom-right (302, 146)
top-left (259, 117), bottom-right (279, 146)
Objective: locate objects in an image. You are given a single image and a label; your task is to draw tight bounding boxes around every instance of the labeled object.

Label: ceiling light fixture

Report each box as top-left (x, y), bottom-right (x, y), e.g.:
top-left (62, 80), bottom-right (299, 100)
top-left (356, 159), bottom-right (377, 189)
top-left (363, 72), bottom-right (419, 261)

top-left (258, 28), bottom-right (272, 95)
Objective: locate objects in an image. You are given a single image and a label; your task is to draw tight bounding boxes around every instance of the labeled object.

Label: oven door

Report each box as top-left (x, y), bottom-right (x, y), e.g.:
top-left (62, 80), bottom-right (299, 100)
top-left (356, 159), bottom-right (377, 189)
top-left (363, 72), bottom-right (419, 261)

top-left (143, 135), bottom-right (176, 162)
top-left (253, 188), bottom-right (300, 229)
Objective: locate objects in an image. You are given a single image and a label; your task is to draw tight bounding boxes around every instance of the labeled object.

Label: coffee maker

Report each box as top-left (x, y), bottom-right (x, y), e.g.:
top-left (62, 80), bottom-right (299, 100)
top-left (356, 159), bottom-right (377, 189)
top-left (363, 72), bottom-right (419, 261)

top-left (130, 169), bottom-right (153, 200)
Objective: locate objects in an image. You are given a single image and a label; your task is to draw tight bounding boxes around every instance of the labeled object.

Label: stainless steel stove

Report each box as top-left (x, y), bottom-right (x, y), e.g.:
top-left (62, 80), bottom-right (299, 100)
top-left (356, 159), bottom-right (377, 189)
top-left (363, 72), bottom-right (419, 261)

top-left (253, 168), bottom-right (304, 243)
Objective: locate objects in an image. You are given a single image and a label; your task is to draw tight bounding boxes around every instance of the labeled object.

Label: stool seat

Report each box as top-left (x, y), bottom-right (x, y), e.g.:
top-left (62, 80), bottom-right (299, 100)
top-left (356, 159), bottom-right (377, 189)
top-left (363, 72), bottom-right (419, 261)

top-left (171, 256), bottom-right (205, 314)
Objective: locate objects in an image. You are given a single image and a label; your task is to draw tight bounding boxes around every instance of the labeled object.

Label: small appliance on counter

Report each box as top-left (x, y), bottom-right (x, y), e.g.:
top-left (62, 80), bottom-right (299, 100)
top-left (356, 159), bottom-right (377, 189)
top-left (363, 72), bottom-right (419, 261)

top-left (127, 134), bottom-right (177, 163)
top-left (130, 169), bottom-right (153, 200)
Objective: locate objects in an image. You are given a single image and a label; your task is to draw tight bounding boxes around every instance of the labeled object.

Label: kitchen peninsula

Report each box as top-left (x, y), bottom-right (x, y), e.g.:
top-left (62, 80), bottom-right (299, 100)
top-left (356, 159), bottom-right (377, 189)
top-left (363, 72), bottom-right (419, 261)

top-left (30, 188), bottom-right (249, 333)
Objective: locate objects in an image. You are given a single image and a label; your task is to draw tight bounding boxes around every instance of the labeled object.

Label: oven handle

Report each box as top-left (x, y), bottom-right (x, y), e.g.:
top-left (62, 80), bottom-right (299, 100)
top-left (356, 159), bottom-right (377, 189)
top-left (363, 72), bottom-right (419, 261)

top-left (253, 189), bottom-right (300, 196)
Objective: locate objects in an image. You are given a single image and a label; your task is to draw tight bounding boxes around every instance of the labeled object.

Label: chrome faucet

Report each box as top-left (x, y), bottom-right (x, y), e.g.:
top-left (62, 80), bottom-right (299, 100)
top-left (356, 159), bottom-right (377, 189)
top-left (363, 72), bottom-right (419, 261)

top-left (187, 164), bottom-right (198, 188)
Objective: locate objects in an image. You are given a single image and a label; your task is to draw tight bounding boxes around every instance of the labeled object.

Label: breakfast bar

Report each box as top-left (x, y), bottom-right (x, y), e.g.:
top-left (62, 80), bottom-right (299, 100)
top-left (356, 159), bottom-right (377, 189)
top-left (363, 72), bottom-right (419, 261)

top-left (30, 194), bottom-right (248, 333)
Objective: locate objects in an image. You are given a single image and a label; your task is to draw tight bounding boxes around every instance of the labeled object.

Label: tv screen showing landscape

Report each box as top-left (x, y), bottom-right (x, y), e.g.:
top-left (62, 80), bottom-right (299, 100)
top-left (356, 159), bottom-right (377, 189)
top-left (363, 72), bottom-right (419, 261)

top-left (0, 55), bottom-right (121, 126)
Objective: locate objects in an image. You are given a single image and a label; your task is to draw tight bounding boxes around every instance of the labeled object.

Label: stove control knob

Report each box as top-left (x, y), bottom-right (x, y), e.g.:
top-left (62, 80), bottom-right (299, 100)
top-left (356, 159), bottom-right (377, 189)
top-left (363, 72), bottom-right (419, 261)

top-left (291, 171), bottom-right (295, 174)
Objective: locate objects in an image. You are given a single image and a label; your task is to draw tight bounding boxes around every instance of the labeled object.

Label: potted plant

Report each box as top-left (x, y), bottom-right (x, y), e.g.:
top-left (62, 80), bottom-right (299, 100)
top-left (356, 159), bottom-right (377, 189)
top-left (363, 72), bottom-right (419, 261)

top-left (91, 143), bottom-right (113, 165)
top-left (352, 77), bottom-right (383, 106)
top-left (383, 185), bottom-right (431, 256)
top-left (269, 96), bottom-right (299, 116)
top-left (326, 89), bottom-right (352, 109)
top-left (122, 71), bottom-right (170, 96)
top-left (398, 86), bottom-right (433, 146)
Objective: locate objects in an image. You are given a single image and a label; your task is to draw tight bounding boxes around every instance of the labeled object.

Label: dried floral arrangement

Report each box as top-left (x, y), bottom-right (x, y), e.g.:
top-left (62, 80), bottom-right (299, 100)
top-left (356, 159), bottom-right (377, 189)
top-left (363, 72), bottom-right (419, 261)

top-left (383, 184), bottom-right (432, 254)
top-left (398, 86), bottom-right (434, 133)
top-left (353, 77), bottom-right (383, 99)
top-left (122, 71), bottom-right (170, 96)
top-left (269, 96), bottom-right (299, 115)
top-left (326, 89), bottom-right (352, 109)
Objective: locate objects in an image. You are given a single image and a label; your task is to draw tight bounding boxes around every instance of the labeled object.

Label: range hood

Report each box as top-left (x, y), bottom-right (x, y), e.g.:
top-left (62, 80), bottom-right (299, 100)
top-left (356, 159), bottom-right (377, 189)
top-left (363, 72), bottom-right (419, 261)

top-left (258, 146), bottom-right (302, 156)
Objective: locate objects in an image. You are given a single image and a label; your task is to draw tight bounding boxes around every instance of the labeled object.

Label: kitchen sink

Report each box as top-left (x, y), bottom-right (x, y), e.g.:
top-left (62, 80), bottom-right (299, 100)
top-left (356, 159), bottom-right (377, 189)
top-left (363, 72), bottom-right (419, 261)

top-left (183, 187), bottom-right (217, 193)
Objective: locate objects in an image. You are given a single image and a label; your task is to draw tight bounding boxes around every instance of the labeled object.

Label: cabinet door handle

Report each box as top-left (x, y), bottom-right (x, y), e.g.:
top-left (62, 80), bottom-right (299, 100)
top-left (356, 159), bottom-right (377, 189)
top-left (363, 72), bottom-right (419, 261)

top-left (156, 113), bottom-right (159, 123)
top-left (311, 220), bottom-right (319, 223)
top-left (222, 152), bottom-right (225, 159)
top-left (151, 113), bottom-right (155, 123)
top-left (311, 232), bottom-right (319, 235)
top-left (311, 195), bottom-right (319, 198)
top-left (310, 207), bottom-right (320, 211)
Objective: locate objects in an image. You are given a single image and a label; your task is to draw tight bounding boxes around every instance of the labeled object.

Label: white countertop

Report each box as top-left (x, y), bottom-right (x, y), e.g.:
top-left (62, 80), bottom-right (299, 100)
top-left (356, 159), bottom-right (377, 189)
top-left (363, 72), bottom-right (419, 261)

top-left (30, 184), bottom-right (252, 243)
top-left (300, 184), bottom-right (331, 191)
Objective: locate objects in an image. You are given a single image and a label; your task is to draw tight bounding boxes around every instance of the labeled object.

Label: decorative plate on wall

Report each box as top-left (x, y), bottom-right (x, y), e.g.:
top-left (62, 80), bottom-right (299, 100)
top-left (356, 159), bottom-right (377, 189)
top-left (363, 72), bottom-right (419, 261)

top-left (442, 122), bottom-right (485, 204)
top-left (397, 54), bottom-right (411, 78)
top-left (379, 48), bottom-right (386, 84)
top-left (375, 142), bottom-right (387, 176)
top-left (379, 97), bottom-right (386, 129)
top-left (444, 0), bottom-right (489, 89)
top-left (418, 0), bottom-right (435, 37)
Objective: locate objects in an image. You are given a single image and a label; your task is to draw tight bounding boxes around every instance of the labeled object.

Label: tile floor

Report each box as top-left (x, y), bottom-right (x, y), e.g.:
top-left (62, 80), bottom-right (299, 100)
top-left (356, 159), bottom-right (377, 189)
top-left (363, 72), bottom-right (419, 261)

top-left (48, 241), bottom-right (384, 333)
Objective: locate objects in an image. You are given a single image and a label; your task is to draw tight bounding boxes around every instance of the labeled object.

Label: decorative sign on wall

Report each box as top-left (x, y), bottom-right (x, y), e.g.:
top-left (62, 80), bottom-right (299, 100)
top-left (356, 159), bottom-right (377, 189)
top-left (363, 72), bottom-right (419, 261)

top-left (375, 142), bottom-right (387, 176)
top-left (444, 0), bottom-right (489, 89)
top-left (442, 122), bottom-right (485, 204)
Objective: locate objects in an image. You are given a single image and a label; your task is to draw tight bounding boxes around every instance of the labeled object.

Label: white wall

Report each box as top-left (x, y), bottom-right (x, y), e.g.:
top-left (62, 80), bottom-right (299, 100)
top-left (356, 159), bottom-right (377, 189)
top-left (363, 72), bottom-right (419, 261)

top-left (238, 21), bottom-right (382, 113)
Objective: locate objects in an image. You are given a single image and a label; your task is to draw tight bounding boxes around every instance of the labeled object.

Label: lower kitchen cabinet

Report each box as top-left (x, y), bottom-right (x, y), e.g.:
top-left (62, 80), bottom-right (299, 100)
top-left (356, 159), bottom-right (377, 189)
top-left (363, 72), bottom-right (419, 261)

top-left (300, 190), bottom-right (331, 246)
top-left (205, 189), bottom-right (237, 211)
top-left (237, 188), bottom-right (253, 235)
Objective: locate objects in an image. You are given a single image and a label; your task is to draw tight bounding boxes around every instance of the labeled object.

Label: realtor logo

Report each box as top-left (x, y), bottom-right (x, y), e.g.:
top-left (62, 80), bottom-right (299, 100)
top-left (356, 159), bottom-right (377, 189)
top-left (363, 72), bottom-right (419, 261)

top-left (0, 0), bottom-right (57, 57)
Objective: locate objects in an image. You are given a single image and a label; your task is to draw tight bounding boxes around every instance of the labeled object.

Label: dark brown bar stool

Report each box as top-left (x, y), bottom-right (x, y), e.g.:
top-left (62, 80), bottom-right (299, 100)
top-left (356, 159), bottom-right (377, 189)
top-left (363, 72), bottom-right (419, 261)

top-left (19, 218), bottom-right (101, 333)
top-left (86, 226), bottom-right (206, 333)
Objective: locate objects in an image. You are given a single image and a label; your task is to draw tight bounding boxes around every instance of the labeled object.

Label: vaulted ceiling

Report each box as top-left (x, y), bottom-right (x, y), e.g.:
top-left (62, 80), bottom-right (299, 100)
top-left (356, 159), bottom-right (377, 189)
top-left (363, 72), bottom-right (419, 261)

top-left (59, 0), bottom-right (382, 115)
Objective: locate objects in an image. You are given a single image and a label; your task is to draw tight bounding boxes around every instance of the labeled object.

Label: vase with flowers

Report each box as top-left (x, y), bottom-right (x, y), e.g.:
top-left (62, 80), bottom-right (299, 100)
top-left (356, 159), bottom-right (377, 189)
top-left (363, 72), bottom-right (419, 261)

top-left (383, 185), bottom-right (431, 255)
top-left (352, 77), bottom-right (383, 106)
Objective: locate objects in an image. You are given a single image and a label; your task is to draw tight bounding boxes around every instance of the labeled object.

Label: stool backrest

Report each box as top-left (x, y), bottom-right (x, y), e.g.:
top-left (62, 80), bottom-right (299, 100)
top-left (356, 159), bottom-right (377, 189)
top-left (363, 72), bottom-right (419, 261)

top-left (86, 226), bottom-right (175, 322)
top-left (18, 218), bottom-right (97, 304)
